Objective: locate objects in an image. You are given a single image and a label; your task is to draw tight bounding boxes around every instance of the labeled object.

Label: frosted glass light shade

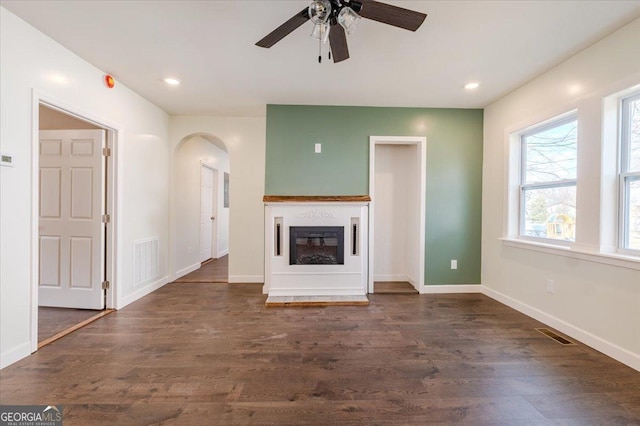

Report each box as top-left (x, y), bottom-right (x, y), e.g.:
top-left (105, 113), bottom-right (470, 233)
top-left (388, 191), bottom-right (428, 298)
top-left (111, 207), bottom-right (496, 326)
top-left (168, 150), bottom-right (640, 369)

top-left (311, 22), bottom-right (331, 44)
top-left (308, 0), bottom-right (331, 24)
top-left (338, 6), bottom-right (360, 34)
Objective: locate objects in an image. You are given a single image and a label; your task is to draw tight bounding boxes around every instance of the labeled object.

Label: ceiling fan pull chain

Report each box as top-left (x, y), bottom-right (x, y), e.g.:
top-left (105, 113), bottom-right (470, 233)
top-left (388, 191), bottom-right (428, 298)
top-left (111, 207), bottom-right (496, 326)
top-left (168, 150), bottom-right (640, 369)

top-left (318, 33), bottom-right (322, 63)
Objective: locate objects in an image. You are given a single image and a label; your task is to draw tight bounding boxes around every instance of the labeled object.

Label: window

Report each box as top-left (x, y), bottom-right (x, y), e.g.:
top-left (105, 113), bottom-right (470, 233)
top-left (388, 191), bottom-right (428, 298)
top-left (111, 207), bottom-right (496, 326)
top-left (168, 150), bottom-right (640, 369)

top-left (520, 116), bottom-right (577, 242)
top-left (620, 92), bottom-right (640, 251)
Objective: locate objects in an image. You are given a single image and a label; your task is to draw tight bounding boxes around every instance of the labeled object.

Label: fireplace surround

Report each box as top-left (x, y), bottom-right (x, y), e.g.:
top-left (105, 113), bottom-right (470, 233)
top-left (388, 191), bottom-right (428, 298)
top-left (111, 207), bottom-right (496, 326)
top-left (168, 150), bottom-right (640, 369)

top-left (264, 196), bottom-right (369, 297)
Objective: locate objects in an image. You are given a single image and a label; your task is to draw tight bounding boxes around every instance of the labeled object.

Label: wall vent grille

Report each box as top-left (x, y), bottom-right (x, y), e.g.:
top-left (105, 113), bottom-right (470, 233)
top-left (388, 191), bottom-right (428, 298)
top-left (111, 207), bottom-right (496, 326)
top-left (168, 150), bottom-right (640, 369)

top-left (133, 237), bottom-right (159, 286)
top-left (535, 328), bottom-right (575, 345)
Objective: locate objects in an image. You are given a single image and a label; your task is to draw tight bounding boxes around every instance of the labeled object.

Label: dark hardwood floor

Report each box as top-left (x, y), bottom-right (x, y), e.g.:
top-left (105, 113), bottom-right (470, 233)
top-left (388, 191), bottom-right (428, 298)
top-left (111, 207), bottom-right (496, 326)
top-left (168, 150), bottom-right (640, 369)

top-left (38, 307), bottom-right (103, 343)
top-left (2, 282), bottom-right (639, 425)
top-left (174, 255), bottom-right (228, 283)
top-left (374, 281), bottom-right (419, 294)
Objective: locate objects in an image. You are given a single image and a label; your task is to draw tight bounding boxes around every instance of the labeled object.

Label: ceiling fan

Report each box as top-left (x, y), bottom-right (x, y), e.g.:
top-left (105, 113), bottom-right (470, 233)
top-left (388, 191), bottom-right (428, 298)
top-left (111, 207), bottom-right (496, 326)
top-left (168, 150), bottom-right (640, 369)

top-left (256, 0), bottom-right (427, 63)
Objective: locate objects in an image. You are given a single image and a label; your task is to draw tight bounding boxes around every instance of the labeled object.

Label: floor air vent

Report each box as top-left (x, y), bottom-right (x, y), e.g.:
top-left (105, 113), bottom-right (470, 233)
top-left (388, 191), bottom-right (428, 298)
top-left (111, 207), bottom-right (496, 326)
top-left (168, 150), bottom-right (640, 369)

top-left (535, 328), bottom-right (575, 345)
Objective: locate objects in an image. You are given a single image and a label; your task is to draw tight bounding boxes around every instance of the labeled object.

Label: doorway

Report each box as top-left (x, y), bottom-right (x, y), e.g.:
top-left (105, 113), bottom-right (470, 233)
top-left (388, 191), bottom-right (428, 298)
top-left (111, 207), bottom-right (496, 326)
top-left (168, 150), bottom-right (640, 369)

top-left (200, 163), bottom-right (219, 263)
top-left (369, 136), bottom-right (426, 294)
top-left (34, 101), bottom-right (117, 349)
top-left (173, 134), bottom-right (230, 283)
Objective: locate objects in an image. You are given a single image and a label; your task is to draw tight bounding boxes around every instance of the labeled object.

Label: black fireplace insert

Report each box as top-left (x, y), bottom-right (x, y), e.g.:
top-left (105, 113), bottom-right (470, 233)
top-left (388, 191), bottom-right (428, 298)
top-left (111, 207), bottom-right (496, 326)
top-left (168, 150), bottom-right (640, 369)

top-left (289, 226), bottom-right (344, 265)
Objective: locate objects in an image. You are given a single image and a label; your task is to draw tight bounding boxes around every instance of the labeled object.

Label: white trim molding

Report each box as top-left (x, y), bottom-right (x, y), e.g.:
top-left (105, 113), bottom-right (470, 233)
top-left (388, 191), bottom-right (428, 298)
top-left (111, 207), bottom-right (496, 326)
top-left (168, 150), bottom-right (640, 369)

top-left (30, 89), bottom-right (122, 353)
top-left (369, 136), bottom-right (427, 294)
top-left (501, 237), bottom-right (640, 271)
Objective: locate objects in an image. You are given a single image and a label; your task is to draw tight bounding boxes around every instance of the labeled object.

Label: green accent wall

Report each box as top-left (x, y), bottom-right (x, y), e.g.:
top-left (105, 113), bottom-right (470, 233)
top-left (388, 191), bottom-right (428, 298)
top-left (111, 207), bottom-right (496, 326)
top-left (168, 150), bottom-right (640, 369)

top-left (265, 104), bottom-right (483, 285)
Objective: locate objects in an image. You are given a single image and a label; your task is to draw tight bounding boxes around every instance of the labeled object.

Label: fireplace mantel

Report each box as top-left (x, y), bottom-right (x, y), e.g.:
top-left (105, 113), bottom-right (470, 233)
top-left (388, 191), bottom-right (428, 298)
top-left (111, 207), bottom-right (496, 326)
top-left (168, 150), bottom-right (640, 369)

top-left (263, 195), bottom-right (371, 203)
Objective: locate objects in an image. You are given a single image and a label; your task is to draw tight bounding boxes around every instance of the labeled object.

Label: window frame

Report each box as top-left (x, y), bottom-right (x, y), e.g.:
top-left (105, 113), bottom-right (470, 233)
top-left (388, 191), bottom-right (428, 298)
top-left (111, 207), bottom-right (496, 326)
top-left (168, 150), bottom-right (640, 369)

top-left (518, 114), bottom-right (578, 244)
top-left (618, 92), bottom-right (640, 254)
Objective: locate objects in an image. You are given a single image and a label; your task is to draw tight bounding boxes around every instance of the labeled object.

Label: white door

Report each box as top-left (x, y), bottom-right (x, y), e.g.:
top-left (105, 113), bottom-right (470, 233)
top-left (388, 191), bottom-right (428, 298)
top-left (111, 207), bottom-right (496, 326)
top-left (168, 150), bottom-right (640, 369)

top-left (39, 129), bottom-right (105, 309)
top-left (200, 165), bottom-right (215, 262)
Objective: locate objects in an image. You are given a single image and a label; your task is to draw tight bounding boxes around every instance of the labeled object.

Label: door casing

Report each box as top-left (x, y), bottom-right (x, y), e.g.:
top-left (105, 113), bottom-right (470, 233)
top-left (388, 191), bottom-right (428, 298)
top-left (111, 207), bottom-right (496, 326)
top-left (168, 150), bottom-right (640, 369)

top-left (368, 136), bottom-right (427, 294)
top-left (31, 90), bottom-right (119, 352)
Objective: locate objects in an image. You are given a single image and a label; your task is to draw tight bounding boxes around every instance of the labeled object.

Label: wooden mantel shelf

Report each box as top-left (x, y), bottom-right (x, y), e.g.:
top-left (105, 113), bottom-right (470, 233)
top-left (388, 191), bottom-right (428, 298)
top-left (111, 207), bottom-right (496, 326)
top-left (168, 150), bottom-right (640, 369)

top-left (263, 195), bottom-right (371, 203)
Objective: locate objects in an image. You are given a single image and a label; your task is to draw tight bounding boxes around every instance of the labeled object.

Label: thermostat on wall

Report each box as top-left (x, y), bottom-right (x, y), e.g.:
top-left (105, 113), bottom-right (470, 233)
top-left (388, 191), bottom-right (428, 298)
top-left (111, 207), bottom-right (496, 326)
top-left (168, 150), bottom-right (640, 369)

top-left (1, 152), bottom-right (14, 167)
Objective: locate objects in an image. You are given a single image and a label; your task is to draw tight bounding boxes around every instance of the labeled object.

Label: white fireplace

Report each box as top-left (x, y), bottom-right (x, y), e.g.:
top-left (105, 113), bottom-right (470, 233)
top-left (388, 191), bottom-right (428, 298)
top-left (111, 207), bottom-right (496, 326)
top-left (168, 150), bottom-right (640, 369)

top-left (263, 196), bottom-right (369, 297)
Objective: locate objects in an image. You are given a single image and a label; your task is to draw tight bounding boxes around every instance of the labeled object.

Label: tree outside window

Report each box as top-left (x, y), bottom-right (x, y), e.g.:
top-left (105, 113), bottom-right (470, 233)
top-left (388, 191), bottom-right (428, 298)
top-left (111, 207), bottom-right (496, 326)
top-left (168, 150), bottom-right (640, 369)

top-left (520, 117), bottom-right (577, 241)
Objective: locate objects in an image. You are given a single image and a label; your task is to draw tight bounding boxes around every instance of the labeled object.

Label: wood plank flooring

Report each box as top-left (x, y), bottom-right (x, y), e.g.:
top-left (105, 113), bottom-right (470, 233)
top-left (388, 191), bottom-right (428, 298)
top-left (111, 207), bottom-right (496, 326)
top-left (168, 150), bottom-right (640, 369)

top-left (38, 307), bottom-right (104, 343)
top-left (374, 281), bottom-right (419, 294)
top-left (174, 255), bottom-right (228, 283)
top-left (2, 283), bottom-right (639, 425)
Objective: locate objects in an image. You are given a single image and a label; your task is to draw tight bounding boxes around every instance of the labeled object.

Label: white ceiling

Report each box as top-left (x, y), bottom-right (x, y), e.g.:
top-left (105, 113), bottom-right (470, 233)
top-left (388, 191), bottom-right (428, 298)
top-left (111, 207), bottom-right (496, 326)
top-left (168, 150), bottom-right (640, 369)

top-left (3, 0), bottom-right (640, 116)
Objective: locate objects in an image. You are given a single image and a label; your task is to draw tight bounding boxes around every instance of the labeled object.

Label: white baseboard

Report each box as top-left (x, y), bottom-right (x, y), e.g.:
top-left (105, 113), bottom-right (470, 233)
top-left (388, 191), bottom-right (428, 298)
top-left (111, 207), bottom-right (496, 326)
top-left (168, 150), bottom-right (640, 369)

top-left (117, 275), bottom-right (170, 309)
top-left (228, 275), bottom-right (264, 284)
top-left (1, 341), bottom-right (32, 369)
top-left (216, 249), bottom-right (229, 258)
top-left (420, 284), bottom-right (482, 294)
top-left (482, 285), bottom-right (640, 372)
top-left (174, 262), bottom-right (200, 281)
top-left (374, 275), bottom-right (410, 282)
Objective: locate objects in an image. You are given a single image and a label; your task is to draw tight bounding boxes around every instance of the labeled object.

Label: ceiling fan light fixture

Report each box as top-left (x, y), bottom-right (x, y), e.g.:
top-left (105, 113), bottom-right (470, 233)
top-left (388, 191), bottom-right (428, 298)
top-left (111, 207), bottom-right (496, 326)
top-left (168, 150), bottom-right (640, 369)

top-left (338, 6), bottom-right (360, 34)
top-left (311, 22), bottom-right (331, 44)
top-left (308, 0), bottom-right (331, 24)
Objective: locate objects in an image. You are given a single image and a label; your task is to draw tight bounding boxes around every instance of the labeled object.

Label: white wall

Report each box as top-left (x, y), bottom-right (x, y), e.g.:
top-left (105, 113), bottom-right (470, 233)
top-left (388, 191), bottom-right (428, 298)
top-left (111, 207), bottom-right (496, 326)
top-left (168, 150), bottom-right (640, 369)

top-left (483, 16), bottom-right (640, 370)
top-left (169, 116), bottom-right (266, 284)
top-left (0, 7), bottom-right (171, 368)
top-left (174, 135), bottom-right (230, 277)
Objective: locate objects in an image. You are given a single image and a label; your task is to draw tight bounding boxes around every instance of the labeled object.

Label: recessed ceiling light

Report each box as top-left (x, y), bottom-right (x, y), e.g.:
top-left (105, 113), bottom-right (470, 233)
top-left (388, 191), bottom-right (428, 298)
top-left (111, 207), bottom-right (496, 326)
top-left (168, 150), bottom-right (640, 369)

top-left (464, 82), bottom-right (480, 90)
top-left (164, 77), bottom-right (181, 86)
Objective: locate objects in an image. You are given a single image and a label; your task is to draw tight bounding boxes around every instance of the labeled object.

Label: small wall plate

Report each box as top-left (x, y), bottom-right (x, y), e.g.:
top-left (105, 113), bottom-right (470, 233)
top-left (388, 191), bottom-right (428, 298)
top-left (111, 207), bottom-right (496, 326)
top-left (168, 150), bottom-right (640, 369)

top-left (1, 152), bottom-right (14, 167)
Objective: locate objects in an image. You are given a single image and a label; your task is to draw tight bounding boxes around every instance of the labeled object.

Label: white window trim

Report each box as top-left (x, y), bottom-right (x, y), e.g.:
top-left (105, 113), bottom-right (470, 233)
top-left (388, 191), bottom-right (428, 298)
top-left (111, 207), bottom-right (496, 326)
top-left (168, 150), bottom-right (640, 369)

top-left (618, 92), bottom-right (640, 255)
top-left (503, 84), bottom-right (640, 265)
top-left (517, 114), bottom-right (578, 245)
top-left (500, 237), bottom-right (640, 271)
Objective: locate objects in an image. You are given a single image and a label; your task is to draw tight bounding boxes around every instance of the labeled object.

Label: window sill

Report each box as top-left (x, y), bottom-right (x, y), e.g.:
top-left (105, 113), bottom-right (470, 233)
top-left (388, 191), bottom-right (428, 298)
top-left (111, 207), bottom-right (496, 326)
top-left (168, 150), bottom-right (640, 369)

top-left (500, 238), bottom-right (640, 271)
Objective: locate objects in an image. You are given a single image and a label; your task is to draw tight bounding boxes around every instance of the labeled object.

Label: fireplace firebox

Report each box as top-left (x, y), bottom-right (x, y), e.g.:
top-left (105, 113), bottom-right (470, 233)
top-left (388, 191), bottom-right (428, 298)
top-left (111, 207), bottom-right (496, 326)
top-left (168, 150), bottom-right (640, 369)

top-left (289, 226), bottom-right (344, 265)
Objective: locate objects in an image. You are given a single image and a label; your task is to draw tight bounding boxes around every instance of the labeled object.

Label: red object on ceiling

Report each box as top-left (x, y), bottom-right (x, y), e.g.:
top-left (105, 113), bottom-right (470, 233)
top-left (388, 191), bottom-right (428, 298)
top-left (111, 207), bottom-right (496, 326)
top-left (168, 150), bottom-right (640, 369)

top-left (104, 74), bottom-right (115, 89)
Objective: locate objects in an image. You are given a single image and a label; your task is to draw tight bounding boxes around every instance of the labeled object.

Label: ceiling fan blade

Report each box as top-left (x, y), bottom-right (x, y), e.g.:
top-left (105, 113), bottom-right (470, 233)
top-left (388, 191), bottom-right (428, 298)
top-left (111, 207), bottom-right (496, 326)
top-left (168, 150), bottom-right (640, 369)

top-left (256, 8), bottom-right (310, 48)
top-left (329, 22), bottom-right (349, 63)
top-left (358, 0), bottom-right (427, 32)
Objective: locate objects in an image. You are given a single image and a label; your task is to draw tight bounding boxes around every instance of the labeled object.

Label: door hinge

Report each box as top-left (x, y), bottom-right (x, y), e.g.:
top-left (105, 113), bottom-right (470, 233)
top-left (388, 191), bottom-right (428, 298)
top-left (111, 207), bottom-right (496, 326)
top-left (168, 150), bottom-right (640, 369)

top-left (103, 147), bottom-right (111, 157)
top-left (102, 214), bottom-right (110, 224)
top-left (101, 280), bottom-right (110, 290)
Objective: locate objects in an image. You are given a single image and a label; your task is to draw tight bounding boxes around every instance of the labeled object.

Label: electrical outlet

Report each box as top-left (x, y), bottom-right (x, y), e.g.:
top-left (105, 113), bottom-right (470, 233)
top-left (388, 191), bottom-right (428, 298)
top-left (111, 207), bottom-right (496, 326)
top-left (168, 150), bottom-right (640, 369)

top-left (451, 259), bottom-right (457, 270)
top-left (315, 143), bottom-right (322, 153)
top-left (546, 279), bottom-right (555, 294)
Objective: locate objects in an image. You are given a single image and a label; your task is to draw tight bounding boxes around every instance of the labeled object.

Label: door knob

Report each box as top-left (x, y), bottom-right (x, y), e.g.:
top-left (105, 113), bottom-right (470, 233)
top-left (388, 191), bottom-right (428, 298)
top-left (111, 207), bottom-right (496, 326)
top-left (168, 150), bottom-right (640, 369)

top-left (211, 216), bottom-right (215, 220)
